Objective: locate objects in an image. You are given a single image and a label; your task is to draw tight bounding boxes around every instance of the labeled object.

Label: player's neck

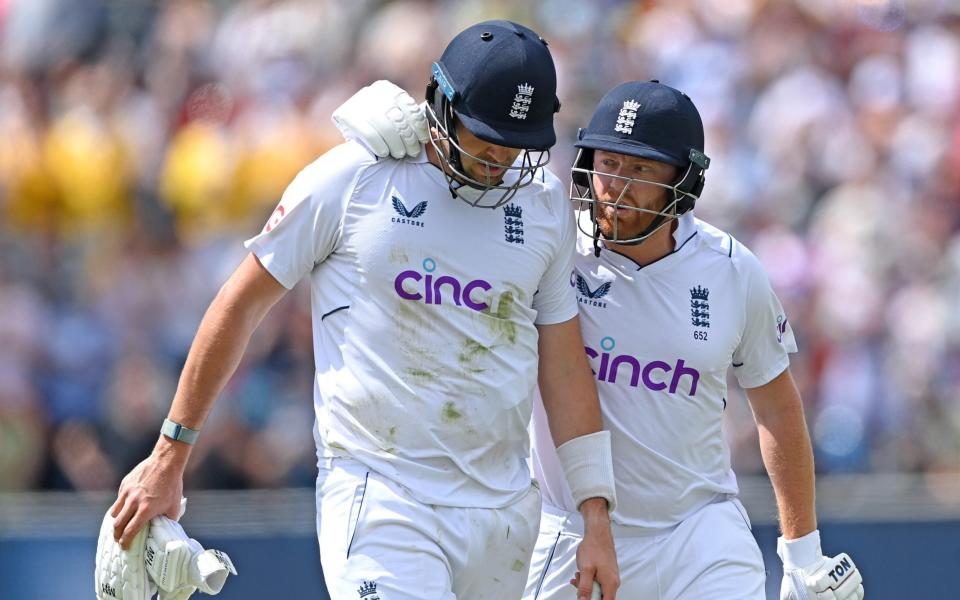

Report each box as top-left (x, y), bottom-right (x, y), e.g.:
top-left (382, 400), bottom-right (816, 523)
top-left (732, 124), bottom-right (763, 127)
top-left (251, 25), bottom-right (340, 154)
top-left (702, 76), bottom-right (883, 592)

top-left (604, 220), bottom-right (677, 266)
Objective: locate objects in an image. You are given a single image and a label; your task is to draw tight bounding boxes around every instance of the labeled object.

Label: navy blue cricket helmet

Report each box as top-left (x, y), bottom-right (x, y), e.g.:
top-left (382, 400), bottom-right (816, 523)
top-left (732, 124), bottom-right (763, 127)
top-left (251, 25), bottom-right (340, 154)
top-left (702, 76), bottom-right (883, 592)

top-left (571, 80), bottom-right (710, 244)
top-left (426, 20), bottom-right (561, 208)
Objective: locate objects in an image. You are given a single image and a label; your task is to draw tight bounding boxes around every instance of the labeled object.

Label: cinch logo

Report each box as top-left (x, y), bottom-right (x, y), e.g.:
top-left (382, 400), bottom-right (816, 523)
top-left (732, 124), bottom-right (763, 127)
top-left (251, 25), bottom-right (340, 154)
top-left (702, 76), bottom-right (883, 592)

top-left (394, 258), bottom-right (492, 312)
top-left (391, 194), bottom-right (427, 227)
top-left (776, 315), bottom-right (788, 343)
top-left (585, 336), bottom-right (700, 395)
top-left (571, 272), bottom-right (611, 308)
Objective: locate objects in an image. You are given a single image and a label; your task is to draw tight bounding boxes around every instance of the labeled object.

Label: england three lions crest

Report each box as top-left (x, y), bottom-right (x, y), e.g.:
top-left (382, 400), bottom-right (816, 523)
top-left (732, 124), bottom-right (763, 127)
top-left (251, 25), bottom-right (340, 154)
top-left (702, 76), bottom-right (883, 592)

top-left (615, 99), bottom-right (640, 135)
top-left (690, 285), bottom-right (710, 328)
top-left (503, 203), bottom-right (524, 244)
top-left (509, 83), bottom-right (534, 120)
top-left (358, 581), bottom-right (380, 600)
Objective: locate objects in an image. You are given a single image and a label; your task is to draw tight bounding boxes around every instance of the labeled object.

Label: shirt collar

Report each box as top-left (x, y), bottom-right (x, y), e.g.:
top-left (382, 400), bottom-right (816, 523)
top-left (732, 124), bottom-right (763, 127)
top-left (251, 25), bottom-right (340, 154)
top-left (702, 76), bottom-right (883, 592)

top-left (672, 210), bottom-right (696, 247)
top-left (590, 211), bottom-right (698, 272)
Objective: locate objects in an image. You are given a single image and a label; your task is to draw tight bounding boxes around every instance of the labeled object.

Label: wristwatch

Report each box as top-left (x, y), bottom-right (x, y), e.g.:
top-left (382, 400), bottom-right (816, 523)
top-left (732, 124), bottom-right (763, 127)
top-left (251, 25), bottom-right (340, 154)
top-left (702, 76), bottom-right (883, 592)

top-left (160, 418), bottom-right (200, 445)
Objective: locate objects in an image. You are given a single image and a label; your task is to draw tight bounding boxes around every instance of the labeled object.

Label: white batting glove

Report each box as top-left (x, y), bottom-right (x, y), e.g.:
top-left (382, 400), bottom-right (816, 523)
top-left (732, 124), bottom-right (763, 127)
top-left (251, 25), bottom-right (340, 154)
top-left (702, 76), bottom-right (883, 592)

top-left (332, 80), bottom-right (429, 159)
top-left (145, 500), bottom-right (237, 600)
top-left (95, 506), bottom-right (156, 600)
top-left (778, 530), bottom-right (864, 600)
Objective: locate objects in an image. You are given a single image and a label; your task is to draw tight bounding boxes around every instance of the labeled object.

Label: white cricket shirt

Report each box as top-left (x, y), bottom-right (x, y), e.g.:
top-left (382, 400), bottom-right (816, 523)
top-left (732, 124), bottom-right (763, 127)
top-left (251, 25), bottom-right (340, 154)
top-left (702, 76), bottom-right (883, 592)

top-left (245, 142), bottom-right (577, 508)
top-left (530, 211), bottom-right (797, 528)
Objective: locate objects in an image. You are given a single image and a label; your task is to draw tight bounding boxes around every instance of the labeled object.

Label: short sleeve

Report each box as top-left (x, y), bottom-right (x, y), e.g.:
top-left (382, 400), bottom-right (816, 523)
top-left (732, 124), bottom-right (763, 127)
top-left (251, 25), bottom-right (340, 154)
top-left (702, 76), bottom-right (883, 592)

top-left (243, 142), bottom-right (373, 289)
top-left (532, 182), bottom-right (578, 325)
top-left (731, 246), bottom-right (798, 389)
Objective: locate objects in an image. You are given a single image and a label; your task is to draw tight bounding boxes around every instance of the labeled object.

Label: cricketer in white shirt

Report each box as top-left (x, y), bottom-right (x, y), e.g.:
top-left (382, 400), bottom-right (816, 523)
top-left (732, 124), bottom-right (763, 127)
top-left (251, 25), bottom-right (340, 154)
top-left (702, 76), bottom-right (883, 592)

top-left (526, 212), bottom-right (794, 598)
top-left (243, 137), bottom-right (588, 597)
top-left (531, 210), bottom-right (796, 527)
top-left (522, 80), bottom-right (862, 600)
top-left (245, 140), bottom-right (578, 507)
top-left (326, 77), bottom-right (863, 600)
top-left (105, 20), bottom-right (621, 600)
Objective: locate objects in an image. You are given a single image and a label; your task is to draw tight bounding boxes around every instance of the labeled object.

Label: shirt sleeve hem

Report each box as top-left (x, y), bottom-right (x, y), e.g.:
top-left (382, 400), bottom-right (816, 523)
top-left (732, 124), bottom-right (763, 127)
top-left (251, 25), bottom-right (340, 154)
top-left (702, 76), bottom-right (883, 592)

top-left (736, 356), bottom-right (791, 390)
top-left (533, 305), bottom-right (579, 327)
top-left (243, 241), bottom-right (299, 290)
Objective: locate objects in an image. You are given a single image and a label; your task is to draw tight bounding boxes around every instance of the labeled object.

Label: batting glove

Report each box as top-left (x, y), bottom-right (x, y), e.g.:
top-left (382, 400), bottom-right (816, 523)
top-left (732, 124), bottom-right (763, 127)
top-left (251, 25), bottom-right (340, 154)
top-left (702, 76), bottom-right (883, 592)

top-left (145, 506), bottom-right (237, 600)
top-left (95, 506), bottom-right (156, 600)
top-left (778, 530), bottom-right (864, 600)
top-left (332, 80), bottom-right (429, 159)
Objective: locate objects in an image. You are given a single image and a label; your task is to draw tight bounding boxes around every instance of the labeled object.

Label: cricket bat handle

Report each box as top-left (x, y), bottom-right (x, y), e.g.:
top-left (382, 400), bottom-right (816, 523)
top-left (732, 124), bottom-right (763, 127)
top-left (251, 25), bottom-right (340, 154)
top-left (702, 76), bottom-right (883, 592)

top-left (591, 581), bottom-right (602, 600)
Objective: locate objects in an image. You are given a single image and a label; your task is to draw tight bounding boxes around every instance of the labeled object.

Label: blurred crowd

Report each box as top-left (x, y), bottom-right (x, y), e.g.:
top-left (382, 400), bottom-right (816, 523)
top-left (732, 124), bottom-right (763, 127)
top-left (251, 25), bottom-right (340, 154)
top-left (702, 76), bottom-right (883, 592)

top-left (1, 0), bottom-right (958, 494)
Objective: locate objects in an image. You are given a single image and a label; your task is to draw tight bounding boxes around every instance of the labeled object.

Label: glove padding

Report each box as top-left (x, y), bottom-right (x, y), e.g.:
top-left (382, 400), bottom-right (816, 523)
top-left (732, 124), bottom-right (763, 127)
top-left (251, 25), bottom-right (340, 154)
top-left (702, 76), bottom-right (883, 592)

top-left (146, 509), bottom-right (237, 600)
top-left (778, 530), bottom-right (864, 600)
top-left (96, 506), bottom-right (156, 600)
top-left (332, 80), bottom-right (429, 159)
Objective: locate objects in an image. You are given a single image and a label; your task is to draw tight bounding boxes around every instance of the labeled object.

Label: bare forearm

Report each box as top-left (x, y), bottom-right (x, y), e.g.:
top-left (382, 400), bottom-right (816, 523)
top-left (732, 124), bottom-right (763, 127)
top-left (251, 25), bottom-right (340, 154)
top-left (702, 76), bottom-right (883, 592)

top-left (758, 421), bottom-right (816, 537)
top-left (537, 319), bottom-right (618, 595)
top-left (540, 372), bottom-right (602, 445)
top-left (170, 293), bottom-right (262, 427)
top-left (537, 318), bottom-right (603, 446)
top-left (157, 255), bottom-right (287, 462)
top-left (751, 372), bottom-right (817, 539)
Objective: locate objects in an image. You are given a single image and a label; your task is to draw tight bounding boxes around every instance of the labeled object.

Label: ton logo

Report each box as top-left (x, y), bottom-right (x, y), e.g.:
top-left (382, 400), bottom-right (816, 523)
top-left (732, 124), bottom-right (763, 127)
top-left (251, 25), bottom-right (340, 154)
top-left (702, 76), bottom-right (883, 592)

top-left (828, 556), bottom-right (853, 583)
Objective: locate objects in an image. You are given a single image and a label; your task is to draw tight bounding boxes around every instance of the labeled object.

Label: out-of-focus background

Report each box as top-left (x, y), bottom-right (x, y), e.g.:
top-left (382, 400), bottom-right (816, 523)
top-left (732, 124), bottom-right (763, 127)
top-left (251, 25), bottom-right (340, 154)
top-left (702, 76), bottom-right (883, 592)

top-left (0, 0), bottom-right (958, 598)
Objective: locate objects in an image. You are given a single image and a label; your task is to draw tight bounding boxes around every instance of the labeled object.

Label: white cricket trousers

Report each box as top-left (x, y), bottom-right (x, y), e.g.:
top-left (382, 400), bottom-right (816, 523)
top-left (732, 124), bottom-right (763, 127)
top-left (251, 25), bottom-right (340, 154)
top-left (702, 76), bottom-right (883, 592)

top-left (316, 458), bottom-right (542, 600)
top-left (524, 498), bottom-right (765, 600)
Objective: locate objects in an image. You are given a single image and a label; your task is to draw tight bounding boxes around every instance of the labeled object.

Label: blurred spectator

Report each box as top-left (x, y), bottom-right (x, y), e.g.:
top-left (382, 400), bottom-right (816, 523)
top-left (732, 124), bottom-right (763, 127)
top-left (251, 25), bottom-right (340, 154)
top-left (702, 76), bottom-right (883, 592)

top-left (1, 0), bottom-right (958, 492)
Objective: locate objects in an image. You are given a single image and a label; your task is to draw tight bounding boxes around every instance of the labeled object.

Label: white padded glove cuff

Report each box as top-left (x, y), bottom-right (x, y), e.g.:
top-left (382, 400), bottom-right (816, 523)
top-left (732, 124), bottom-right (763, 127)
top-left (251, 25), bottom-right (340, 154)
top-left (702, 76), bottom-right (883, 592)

top-left (777, 529), bottom-right (822, 570)
top-left (146, 505), bottom-right (237, 598)
top-left (191, 549), bottom-right (236, 594)
top-left (556, 430), bottom-right (617, 513)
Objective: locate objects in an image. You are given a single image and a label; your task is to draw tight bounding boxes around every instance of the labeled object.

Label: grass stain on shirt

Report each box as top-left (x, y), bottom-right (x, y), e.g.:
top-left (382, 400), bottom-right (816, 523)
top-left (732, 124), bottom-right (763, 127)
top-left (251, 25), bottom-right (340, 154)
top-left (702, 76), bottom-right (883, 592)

top-left (481, 290), bottom-right (518, 344)
top-left (407, 367), bottom-right (437, 382)
top-left (459, 339), bottom-right (492, 374)
top-left (441, 401), bottom-right (463, 423)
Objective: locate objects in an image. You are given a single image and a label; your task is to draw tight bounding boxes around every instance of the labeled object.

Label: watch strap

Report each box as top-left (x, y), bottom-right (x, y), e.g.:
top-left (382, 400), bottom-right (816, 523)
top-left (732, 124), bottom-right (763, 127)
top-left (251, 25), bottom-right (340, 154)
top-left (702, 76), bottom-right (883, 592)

top-left (161, 418), bottom-right (200, 445)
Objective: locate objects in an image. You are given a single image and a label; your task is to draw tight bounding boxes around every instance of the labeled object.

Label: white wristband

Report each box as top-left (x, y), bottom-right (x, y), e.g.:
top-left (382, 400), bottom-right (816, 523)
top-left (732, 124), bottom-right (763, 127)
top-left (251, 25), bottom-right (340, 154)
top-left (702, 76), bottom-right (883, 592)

top-left (777, 529), bottom-right (822, 570)
top-left (556, 430), bottom-right (617, 513)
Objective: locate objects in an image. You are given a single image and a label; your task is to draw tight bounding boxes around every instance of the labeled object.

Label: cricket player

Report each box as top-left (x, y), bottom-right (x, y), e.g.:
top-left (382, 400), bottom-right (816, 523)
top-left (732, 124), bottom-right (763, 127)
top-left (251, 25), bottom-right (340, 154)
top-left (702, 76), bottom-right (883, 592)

top-left (333, 79), bottom-right (865, 599)
top-left (107, 20), bottom-right (619, 600)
